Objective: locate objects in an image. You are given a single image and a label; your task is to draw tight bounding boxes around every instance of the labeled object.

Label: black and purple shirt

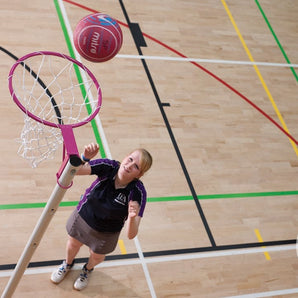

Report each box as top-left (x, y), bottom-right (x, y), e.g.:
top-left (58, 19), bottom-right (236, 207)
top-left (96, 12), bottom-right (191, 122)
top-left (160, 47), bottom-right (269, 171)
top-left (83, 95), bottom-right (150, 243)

top-left (77, 158), bottom-right (147, 233)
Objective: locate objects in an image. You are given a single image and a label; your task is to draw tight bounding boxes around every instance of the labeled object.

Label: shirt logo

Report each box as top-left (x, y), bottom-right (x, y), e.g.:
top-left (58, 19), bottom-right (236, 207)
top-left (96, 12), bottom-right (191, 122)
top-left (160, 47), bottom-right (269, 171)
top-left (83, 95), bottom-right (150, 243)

top-left (114, 193), bottom-right (127, 206)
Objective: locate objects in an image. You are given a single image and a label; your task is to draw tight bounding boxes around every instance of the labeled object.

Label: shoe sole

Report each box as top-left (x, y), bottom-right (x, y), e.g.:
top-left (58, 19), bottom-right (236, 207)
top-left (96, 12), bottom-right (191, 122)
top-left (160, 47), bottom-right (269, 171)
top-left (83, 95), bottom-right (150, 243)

top-left (73, 285), bottom-right (87, 291)
top-left (50, 271), bottom-right (70, 284)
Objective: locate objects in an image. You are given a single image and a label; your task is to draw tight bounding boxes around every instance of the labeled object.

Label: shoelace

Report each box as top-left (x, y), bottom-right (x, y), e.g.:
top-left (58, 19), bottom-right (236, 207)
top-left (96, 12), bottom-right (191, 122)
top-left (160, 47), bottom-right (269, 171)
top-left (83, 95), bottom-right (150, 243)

top-left (58, 267), bottom-right (66, 275)
top-left (79, 273), bottom-right (88, 281)
top-left (58, 263), bottom-right (68, 275)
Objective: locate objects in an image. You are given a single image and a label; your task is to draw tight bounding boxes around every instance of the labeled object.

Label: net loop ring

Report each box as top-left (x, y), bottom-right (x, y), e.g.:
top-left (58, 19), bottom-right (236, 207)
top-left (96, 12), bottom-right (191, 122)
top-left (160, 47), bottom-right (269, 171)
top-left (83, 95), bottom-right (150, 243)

top-left (56, 175), bottom-right (74, 189)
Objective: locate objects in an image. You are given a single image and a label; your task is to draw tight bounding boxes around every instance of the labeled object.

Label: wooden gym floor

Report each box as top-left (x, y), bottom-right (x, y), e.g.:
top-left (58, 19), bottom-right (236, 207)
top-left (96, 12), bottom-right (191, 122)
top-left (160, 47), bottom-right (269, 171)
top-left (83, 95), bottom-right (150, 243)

top-left (0, 0), bottom-right (297, 297)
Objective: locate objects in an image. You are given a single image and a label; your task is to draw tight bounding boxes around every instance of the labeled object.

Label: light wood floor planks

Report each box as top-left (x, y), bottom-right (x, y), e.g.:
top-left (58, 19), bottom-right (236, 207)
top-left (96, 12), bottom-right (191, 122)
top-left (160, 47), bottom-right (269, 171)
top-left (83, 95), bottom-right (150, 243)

top-left (0, 0), bottom-right (297, 297)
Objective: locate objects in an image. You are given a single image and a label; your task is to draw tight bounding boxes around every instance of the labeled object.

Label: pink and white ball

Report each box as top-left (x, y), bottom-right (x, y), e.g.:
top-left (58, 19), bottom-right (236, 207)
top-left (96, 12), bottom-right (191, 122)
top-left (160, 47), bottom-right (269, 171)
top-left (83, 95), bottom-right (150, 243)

top-left (73, 13), bottom-right (123, 63)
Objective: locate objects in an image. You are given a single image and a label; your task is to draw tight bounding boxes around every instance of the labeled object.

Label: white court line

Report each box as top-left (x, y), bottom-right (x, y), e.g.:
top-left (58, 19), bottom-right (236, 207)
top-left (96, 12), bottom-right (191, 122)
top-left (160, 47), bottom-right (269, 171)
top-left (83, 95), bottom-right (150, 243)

top-left (57, 2), bottom-right (157, 297)
top-left (116, 54), bottom-right (298, 68)
top-left (55, 4), bottom-right (297, 298)
top-left (0, 244), bottom-right (296, 298)
top-left (57, 0), bottom-right (110, 156)
top-left (224, 288), bottom-right (298, 298)
top-left (133, 237), bottom-right (157, 298)
top-left (0, 244), bottom-right (295, 277)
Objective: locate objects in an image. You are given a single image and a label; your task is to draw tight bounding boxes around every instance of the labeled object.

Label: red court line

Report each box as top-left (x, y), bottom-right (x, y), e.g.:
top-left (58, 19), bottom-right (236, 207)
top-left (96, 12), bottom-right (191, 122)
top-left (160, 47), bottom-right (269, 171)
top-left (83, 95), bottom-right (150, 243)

top-left (64, 0), bottom-right (297, 145)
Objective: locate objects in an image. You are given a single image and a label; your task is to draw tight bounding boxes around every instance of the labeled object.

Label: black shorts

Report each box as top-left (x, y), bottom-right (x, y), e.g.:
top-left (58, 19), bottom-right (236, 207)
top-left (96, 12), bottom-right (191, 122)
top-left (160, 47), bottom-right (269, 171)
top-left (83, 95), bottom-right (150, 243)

top-left (66, 208), bottom-right (120, 254)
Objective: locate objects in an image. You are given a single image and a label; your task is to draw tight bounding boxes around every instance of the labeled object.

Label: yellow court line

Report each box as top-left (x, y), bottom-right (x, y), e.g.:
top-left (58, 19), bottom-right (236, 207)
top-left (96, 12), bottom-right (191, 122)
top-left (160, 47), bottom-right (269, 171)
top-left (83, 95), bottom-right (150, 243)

top-left (118, 239), bottom-right (127, 254)
top-left (254, 229), bottom-right (271, 260)
top-left (221, 0), bottom-right (298, 157)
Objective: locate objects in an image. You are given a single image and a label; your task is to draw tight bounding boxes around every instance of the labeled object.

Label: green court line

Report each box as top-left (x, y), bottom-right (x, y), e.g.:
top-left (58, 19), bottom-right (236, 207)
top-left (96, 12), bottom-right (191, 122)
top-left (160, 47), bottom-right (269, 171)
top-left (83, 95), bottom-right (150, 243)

top-left (53, 0), bottom-right (106, 158)
top-left (1, 190), bottom-right (297, 210)
top-left (255, 0), bottom-right (298, 82)
top-left (149, 190), bottom-right (298, 202)
top-left (42, 2), bottom-right (297, 217)
top-left (0, 201), bottom-right (78, 210)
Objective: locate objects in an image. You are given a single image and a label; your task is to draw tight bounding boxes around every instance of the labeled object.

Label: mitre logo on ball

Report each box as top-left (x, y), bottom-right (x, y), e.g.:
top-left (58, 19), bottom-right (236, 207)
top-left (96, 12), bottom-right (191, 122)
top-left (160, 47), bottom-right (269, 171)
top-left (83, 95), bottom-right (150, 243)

top-left (73, 13), bottom-right (123, 63)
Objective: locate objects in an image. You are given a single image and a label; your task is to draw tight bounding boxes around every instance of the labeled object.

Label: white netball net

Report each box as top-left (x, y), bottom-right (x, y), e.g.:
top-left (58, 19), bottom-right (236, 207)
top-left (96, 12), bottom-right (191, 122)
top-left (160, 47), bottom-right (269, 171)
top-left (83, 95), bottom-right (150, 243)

top-left (10, 52), bottom-right (101, 168)
top-left (17, 117), bottom-right (63, 168)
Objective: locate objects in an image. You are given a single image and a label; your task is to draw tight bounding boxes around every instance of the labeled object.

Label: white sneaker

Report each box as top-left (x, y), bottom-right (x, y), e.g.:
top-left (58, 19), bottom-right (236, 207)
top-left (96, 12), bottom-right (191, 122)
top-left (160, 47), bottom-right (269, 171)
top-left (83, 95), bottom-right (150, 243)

top-left (74, 263), bottom-right (93, 291)
top-left (50, 260), bottom-right (74, 284)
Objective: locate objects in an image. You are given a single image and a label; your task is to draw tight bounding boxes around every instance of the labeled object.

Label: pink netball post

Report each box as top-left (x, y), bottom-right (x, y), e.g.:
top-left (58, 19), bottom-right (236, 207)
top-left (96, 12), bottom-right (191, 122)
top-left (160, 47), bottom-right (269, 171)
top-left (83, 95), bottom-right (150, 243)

top-left (73, 13), bottom-right (123, 63)
top-left (2, 51), bottom-right (102, 298)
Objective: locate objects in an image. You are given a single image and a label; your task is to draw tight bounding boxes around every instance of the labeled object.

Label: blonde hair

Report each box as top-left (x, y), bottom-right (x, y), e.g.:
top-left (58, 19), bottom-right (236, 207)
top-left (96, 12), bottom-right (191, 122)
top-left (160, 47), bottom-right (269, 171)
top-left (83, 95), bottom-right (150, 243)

top-left (134, 148), bottom-right (153, 175)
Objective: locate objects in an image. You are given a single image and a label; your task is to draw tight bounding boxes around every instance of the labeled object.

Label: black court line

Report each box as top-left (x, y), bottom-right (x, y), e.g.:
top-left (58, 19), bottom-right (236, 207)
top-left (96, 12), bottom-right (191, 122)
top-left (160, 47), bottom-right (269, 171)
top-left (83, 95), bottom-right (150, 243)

top-left (1, 47), bottom-right (63, 125)
top-left (0, 20), bottom-right (296, 273)
top-left (0, 238), bottom-right (295, 271)
top-left (118, 0), bottom-right (217, 248)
